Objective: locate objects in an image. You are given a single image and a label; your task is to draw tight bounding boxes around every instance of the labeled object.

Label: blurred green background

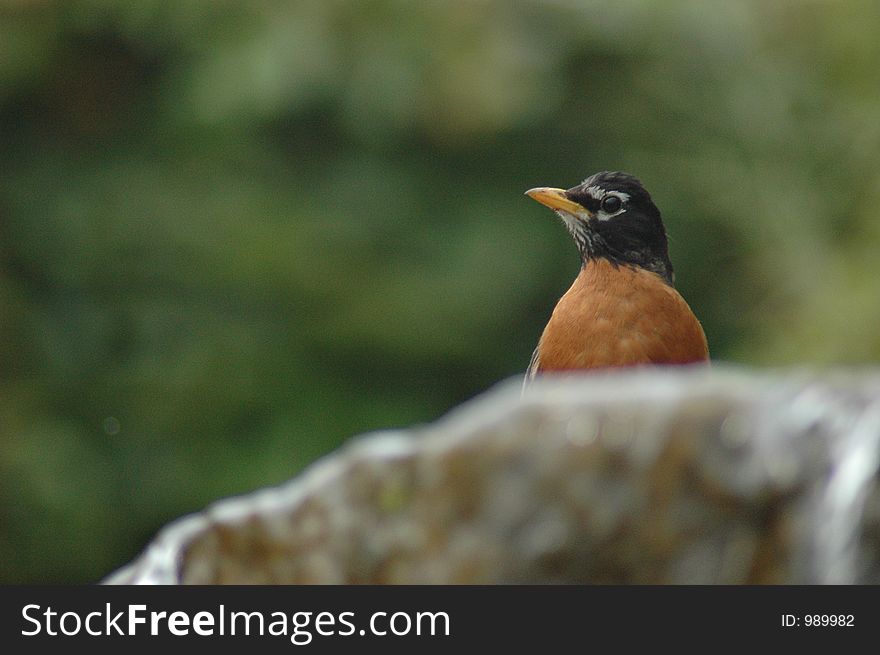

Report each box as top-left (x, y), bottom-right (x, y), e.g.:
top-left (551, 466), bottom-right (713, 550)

top-left (1, 0), bottom-right (879, 583)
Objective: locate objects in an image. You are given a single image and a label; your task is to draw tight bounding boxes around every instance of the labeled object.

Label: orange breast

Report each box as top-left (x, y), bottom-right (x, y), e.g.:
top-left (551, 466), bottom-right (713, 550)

top-left (534, 259), bottom-right (708, 372)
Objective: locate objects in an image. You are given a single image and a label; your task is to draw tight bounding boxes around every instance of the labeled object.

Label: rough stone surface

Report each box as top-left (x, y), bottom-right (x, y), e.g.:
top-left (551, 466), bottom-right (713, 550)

top-left (104, 366), bottom-right (880, 584)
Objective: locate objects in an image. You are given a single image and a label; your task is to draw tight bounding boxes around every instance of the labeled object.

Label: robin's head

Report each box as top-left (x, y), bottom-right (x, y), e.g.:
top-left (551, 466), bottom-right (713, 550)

top-left (526, 171), bottom-right (673, 284)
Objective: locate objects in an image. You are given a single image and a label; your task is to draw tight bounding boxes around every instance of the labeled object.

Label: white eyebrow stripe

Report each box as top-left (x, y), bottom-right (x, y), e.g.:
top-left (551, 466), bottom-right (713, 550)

top-left (583, 186), bottom-right (631, 203)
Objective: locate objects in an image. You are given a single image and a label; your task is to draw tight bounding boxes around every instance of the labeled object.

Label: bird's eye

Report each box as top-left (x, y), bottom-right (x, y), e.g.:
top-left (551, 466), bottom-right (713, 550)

top-left (601, 195), bottom-right (622, 214)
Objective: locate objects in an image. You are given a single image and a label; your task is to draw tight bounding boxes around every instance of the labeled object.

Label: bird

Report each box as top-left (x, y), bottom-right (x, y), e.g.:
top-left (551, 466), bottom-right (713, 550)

top-left (523, 171), bottom-right (708, 388)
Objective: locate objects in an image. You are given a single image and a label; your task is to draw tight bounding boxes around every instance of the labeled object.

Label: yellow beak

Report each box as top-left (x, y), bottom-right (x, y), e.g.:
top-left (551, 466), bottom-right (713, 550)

top-left (524, 187), bottom-right (591, 218)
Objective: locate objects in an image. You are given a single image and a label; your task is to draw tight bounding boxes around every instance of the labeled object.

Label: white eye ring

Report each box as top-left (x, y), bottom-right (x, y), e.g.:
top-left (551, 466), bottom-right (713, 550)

top-left (600, 194), bottom-right (623, 214)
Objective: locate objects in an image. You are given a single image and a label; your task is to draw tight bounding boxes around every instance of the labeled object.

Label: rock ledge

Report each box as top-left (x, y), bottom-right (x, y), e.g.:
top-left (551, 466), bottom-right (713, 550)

top-left (105, 366), bottom-right (880, 584)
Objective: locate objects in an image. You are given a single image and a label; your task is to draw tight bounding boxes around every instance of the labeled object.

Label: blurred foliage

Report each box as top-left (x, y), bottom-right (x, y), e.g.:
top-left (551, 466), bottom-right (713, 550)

top-left (1, 0), bottom-right (879, 582)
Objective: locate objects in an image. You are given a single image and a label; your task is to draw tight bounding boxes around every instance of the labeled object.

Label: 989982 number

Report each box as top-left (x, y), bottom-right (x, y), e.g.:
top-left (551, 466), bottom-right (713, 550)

top-left (805, 615), bottom-right (854, 627)
top-left (782, 614), bottom-right (854, 627)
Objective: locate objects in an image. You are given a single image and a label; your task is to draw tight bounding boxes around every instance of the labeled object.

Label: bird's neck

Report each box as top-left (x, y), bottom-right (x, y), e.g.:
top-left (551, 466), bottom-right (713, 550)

top-left (565, 219), bottom-right (674, 285)
top-left (579, 244), bottom-right (675, 286)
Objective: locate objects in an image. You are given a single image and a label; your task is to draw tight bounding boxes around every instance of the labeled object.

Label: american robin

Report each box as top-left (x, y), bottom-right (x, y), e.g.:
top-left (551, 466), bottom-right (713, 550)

top-left (523, 171), bottom-right (708, 386)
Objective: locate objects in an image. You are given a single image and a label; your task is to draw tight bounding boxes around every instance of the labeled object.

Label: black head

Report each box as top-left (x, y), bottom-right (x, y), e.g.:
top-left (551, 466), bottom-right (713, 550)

top-left (526, 171), bottom-right (674, 284)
